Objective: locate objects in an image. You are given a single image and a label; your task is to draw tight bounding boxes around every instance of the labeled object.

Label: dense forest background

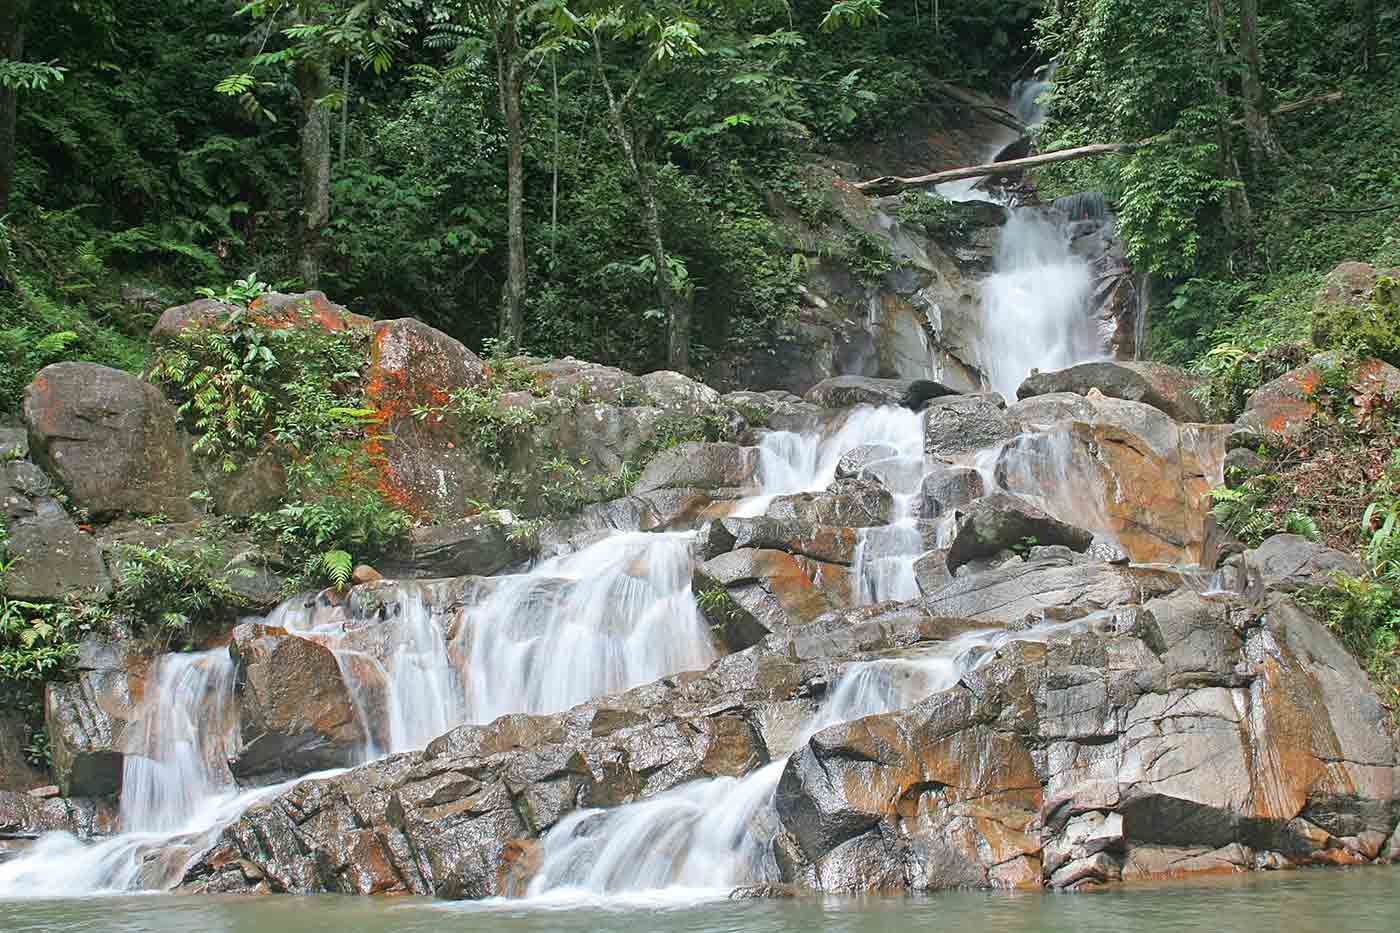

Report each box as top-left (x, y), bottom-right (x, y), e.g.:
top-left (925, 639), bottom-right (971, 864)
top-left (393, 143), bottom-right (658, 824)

top-left (0, 0), bottom-right (1396, 414)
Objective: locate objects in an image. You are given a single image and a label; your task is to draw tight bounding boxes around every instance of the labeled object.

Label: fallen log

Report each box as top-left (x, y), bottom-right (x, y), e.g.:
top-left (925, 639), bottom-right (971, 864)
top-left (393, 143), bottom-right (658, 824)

top-left (852, 140), bottom-right (1150, 196)
top-left (854, 90), bottom-right (1345, 197)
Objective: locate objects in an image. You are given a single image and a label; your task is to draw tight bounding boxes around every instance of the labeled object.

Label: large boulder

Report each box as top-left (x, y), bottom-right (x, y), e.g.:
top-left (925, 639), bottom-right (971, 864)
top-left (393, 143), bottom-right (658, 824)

top-left (774, 591), bottom-right (1398, 892)
top-left (996, 395), bottom-right (1229, 563)
top-left (920, 554), bottom-right (1181, 621)
top-left (378, 514), bottom-right (534, 579)
top-left (22, 363), bottom-right (197, 521)
top-left (639, 370), bottom-right (723, 416)
top-left (923, 394), bottom-right (1020, 457)
top-left (1, 459), bottom-right (110, 601)
top-left (944, 493), bottom-right (1094, 573)
top-left (631, 442), bottom-right (759, 495)
top-left (694, 548), bottom-right (855, 648)
top-left (365, 319), bottom-right (494, 518)
top-left (1017, 361), bottom-right (1206, 423)
top-left (920, 464), bottom-right (984, 517)
top-left (229, 624), bottom-right (383, 777)
top-left (151, 291), bottom-right (373, 344)
top-left (765, 478), bottom-right (894, 528)
top-left (804, 376), bottom-right (914, 409)
top-left (1235, 356), bottom-right (1400, 441)
top-left (0, 713), bottom-right (47, 792)
top-left (1242, 534), bottom-right (1364, 599)
top-left (45, 633), bottom-right (150, 798)
top-left (0, 790), bottom-right (116, 841)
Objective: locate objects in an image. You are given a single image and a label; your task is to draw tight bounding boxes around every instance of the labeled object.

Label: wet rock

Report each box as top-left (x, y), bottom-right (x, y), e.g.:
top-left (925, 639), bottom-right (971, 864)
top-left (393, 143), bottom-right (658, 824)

top-left (944, 494), bottom-right (1093, 573)
top-left (1, 459), bottom-right (110, 601)
top-left (695, 548), bottom-right (854, 645)
top-left (365, 318), bottom-right (493, 517)
top-left (805, 376), bottom-right (917, 408)
top-left (912, 549), bottom-right (952, 595)
top-left (23, 362), bottom-right (197, 521)
top-left (834, 443), bottom-right (900, 480)
top-left (1017, 361), bottom-right (1206, 423)
top-left (1200, 513), bottom-right (1245, 570)
top-left (1006, 391), bottom-right (1097, 427)
top-left (177, 609), bottom-right (990, 897)
top-left (899, 380), bottom-right (962, 411)
top-left (729, 882), bottom-right (800, 899)
top-left (45, 650), bottom-right (149, 798)
top-left (923, 394), bottom-right (1020, 457)
top-left (0, 713), bottom-right (46, 792)
top-left (1242, 535), bottom-right (1363, 598)
top-left (230, 624), bottom-right (382, 777)
top-left (631, 442), bottom-right (759, 495)
top-left (920, 464), bottom-right (984, 517)
top-left (0, 790), bottom-right (117, 840)
top-left (378, 514), bottom-right (533, 578)
top-left (766, 478), bottom-right (894, 527)
top-left (713, 516), bottom-right (860, 565)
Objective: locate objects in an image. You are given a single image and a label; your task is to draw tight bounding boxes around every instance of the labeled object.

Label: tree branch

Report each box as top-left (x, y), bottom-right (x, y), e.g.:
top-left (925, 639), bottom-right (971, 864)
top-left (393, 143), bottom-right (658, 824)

top-left (853, 140), bottom-right (1152, 196)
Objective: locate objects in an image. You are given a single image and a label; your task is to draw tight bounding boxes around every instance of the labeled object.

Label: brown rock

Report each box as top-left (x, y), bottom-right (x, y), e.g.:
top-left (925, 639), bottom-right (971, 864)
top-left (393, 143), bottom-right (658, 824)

top-left (23, 363), bottom-right (197, 521)
top-left (1016, 360), bottom-right (1207, 423)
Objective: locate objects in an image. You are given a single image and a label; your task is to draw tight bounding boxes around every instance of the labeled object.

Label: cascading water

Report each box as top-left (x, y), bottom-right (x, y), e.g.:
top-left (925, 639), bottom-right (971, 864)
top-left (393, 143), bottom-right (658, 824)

top-left (524, 622), bottom-right (1077, 900)
top-left (979, 210), bottom-right (1099, 400)
top-left (457, 532), bottom-right (714, 724)
top-left (0, 652), bottom-right (323, 896)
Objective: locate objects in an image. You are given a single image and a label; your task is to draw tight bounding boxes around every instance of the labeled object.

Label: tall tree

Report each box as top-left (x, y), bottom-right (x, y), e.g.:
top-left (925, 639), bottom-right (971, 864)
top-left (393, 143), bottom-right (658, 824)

top-left (1238, 0), bottom-right (1284, 167)
top-left (0, 0), bottom-right (32, 216)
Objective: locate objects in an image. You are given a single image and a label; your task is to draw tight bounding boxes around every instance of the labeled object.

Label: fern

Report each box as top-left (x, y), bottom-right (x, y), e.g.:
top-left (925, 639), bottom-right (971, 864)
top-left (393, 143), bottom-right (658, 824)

top-left (318, 549), bottom-right (355, 590)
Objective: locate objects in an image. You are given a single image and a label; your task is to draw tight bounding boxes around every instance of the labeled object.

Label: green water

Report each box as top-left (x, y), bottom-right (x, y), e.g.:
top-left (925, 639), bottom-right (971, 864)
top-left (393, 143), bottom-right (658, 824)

top-left (3, 868), bottom-right (1398, 933)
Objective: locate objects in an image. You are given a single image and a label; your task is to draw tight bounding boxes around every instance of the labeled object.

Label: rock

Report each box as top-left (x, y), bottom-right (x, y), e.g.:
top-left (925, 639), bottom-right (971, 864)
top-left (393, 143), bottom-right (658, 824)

top-left (920, 557), bottom-right (1181, 621)
top-left (365, 319), bottom-right (493, 518)
top-left (1313, 261), bottom-right (1399, 349)
top-left (631, 442), bottom-right (759, 495)
top-left (773, 589), bottom-right (1397, 893)
top-left (913, 550), bottom-right (952, 595)
top-left (1006, 391), bottom-right (1099, 427)
top-left (46, 652), bottom-right (148, 798)
top-left (899, 380), bottom-right (962, 411)
top-left (804, 376), bottom-right (918, 408)
top-left (92, 520), bottom-right (285, 611)
top-left (766, 479), bottom-right (894, 528)
top-left (0, 713), bottom-right (46, 793)
top-left (247, 291), bottom-right (374, 332)
top-left (944, 494), bottom-right (1093, 573)
top-left (639, 370), bottom-right (723, 416)
top-left (1223, 447), bottom-right (1265, 487)
top-left (995, 396), bottom-right (1229, 563)
top-left (0, 426), bottom-right (27, 459)
top-left (0, 790), bottom-right (116, 840)
top-left (1236, 356), bottom-right (1400, 440)
top-left (920, 464), bottom-right (984, 517)
top-left (519, 357), bottom-right (646, 405)
top-left (695, 548), bottom-right (854, 645)
top-left (149, 297), bottom-right (238, 342)
top-left (1016, 361), bottom-right (1206, 423)
top-left (1242, 535), bottom-right (1364, 598)
top-left (203, 450), bottom-right (286, 517)
top-left (1199, 513), bottom-right (1245, 570)
top-left (23, 363), bottom-right (197, 521)
top-left (378, 514), bottom-right (532, 579)
top-left (834, 443), bottom-right (900, 480)
top-left (1, 460), bottom-right (110, 601)
top-left (230, 624), bottom-right (382, 777)
top-left (176, 609), bottom-right (990, 897)
top-left (351, 565), bottom-right (383, 586)
top-left (712, 517), bottom-right (860, 565)
top-left (922, 394), bottom-right (1020, 457)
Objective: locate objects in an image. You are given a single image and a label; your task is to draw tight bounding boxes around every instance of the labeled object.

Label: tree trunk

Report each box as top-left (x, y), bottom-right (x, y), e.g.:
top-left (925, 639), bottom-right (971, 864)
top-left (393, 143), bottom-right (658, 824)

top-left (1207, 0), bottom-right (1250, 238)
top-left (0, 0), bottom-right (30, 218)
top-left (497, 2), bottom-right (527, 351)
top-left (854, 140), bottom-right (1147, 195)
top-left (296, 59), bottom-right (332, 289)
top-left (1239, 0), bottom-right (1285, 167)
top-left (1356, 0), bottom-right (1377, 72)
top-left (591, 34), bottom-right (686, 371)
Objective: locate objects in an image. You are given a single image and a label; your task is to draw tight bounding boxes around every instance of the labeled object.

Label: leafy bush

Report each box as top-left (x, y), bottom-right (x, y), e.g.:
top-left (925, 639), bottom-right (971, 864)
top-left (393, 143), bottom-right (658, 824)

top-left (1312, 277), bottom-right (1400, 368)
top-left (109, 542), bottom-right (251, 643)
top-left (148, 300), bottom-right (371, 472)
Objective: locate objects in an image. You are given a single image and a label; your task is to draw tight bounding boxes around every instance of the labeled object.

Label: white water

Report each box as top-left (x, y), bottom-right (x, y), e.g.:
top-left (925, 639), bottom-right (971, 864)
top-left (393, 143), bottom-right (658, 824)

top-left (525, 623), bottom-right (1076, 899)
top-left (979, 210), bottom-right (1099, 400)
top-left (0, 651), bottom-right (341, 897)
top-left (457, 532), bottom-right (714, 723)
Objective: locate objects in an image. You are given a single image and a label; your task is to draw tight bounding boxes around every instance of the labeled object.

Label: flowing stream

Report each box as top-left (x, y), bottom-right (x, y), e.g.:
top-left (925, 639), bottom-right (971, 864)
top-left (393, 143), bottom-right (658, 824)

top-left (0, 78), bottom-right (1120, 907)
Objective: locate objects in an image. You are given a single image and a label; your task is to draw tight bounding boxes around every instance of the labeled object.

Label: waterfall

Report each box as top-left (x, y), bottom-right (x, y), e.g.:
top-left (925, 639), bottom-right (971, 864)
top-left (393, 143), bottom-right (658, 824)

top-left (524, 622), bottom-right (1075, 899)
top-left (0, 651), bottom-right (327, 896)
top-left (979, 209), bottom-right (1099, 400)
top-left (457, 532), bottom-right (714, 724)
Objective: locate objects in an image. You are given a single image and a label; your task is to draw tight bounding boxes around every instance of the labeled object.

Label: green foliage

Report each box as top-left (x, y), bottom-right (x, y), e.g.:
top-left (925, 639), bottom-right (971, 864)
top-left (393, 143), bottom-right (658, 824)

top-left (413, 379), bottom-right (541, 471)
top-left (110, 542), bottom-right (251, 641)
top-left (1189, 341), bottom-right (1308, 422)
top-left (893, 191), bottom-right (969, 242)
top-left (1313, 278), bottom-right (1400, 368)
top-left (148, 301), bottom-right (370, 471)
top-left (309, 548), bottom-right (354, 590)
